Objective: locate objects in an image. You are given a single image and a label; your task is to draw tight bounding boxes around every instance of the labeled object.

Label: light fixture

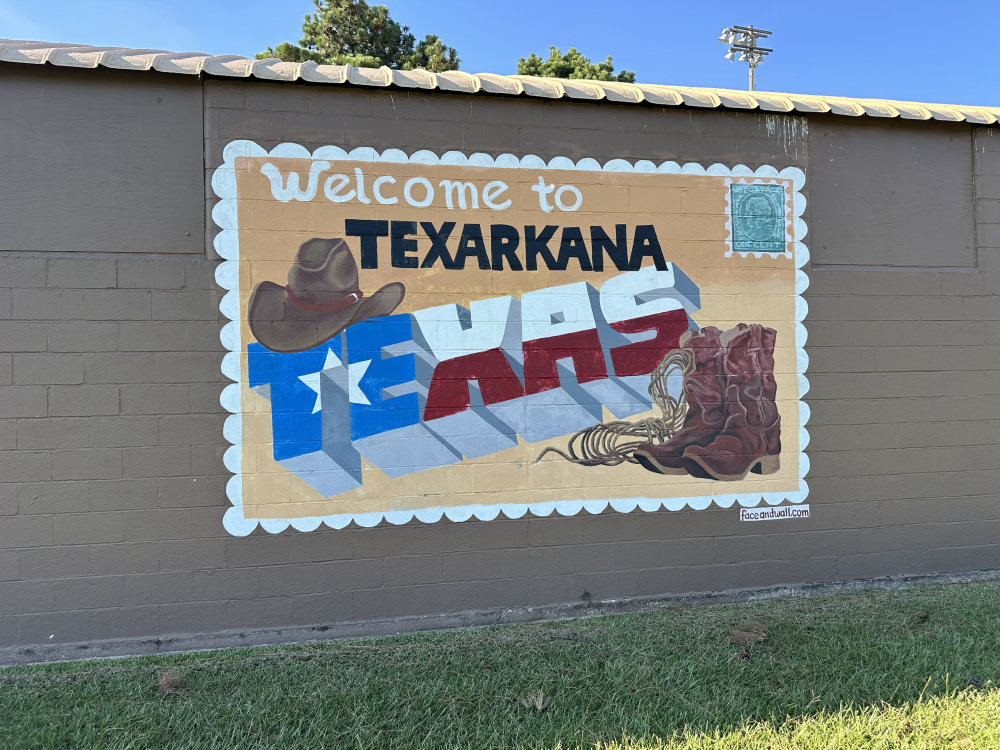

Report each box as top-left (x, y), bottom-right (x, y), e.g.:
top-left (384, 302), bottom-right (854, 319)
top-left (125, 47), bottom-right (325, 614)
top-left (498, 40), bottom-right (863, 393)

top-left (719, 24), bottom-right (773, 91)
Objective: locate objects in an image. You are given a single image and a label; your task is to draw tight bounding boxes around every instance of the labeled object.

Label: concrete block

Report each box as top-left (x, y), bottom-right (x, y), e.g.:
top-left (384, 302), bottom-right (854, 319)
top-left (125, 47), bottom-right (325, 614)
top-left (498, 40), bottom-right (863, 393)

top-left (0, 421), bottom-right (13, 451)
top-left (0, 322), bottom-right (51, 352)
top-left (158, 475), bottom-right (227, 509)
top-left (259, 559), bottom-right (383, 597)
top-left (13, 354), bottom-right (84, 385)
top-left (0, 386), bottom-right (47, 417)
top-left (152, 353), bottom-right (221, 384)
top-left (54, 511), bottom-right (124, 545)
top-left (876, 345), bottom-right (1000, 372)
top-left (288, 591), bottom-right (354, 625)
top-left (188, 568), bottom-right (260, 601)
top-left (278, 112), bottom-right (348, 145)
top-left (0, 580), bottom-right (54, 613)
top-left (48, 322), bottom-right (119, 353)
top-left (342, 115), bottom-right (406, 149)
top-left (124, 571), bottom-right (193, 606)
top-left (223, 596), bottom-right (291, 629)
top-left (464, 518), bottom-right (527, 551)
top-left (87, 478), bottom-right (159, 512)
top-left (738, 557), bottom-right (837, 589)
top-left (441, 550), bottom-right (501, 581)
top-left (151, 291), bottom-right (215, 321)
top-left (53, 575), bottom-right (125, 610)
top-left (12, 289), bottom-right (84, 320)
top-left (83, 290), bottom-right (151, 321)
top-left (184, 321), bottom-right (223, 351)
top-left (120, 384), bottom-right (189, 415)
top-left (308, 88), bottom-right (371, 117)
top-left (84, 353), bottom-right (154, 384)
top-left (17, 545), bottom-right (89, 579)
top-left (118, 322), bottom-right (187, 352)
top-left (383, 555), bottom-right (443, 587)
top-left (216, 108), bottom-right (285, 140)
top-left (159, 539), bottom-right (226, 571)
top-left (49, 385), bottom-right (119, 416)
top-left (187, 508), bottom-right (229, 539)
top-left (16, 417), bottom-right (85, 452)
top-left (116, 258), bottom-right (187, 289)
top-left (52, 448), bottom-right (123, 481)
top-left (89, 541), bottom-right (159, 575)
top-left (553, 543), bottom-right (612, 575)
top-left (89, 415), bottom-right (158, 448)
top-left (124, 509), bottom-right (193, 541)
top-left (46, 258), bottom-right (116, 289)
top-left (17, 609), bottom-right (95, 645)
top-left (204, 81), bottom-right (246, 109)
top-left (977, 174), bottom-right (1000, 202)
top-left (18, 481), bottom-right (88, 515)
top-left (635, 566), bottom-right (693, 597)
top-left (0, 515), bottom-right (53, 549)
top-left (225, 534), bottom-right (290, 567)
top-left (156, 600), bottom-right (226, 634)
top-left (83, 605), bottom-right (162, 641)
top-left (157, 413), bottom-right (225, 446)
top-left (0, 449), bottom-right (51, 481)
top-left (286, 529), bottom-right (357, 563)
top-left (467, 97), bottom-right (543, 127)
top-left (0, 256), bottom-right (45, 288)
top-left (581, 512), bottom-right (639, 544)
top-left (187, 385), bottom-right (227, 415)
top-left (527, 516), bottom-right (584, 547)
top-left (183, 262), bottom-right (216, 291)
top-left (123, 446), bottom-right (190, 478)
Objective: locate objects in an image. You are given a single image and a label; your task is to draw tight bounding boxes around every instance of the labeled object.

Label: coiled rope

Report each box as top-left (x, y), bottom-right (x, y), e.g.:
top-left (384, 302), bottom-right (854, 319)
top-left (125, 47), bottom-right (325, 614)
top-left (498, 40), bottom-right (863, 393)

top-left (535, 347), bottom-right (696, 466)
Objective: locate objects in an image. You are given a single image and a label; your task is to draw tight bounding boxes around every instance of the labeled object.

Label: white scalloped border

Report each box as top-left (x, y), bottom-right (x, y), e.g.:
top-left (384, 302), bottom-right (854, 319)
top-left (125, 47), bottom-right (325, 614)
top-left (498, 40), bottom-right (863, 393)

top-left (211, 141), bottom-right (810, 536)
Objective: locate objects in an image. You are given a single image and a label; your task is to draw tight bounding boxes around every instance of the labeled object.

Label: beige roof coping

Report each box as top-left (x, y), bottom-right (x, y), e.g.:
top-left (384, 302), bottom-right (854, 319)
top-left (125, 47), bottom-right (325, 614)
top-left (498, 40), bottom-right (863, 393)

top-left (2, 39), bottom-right (997, 125)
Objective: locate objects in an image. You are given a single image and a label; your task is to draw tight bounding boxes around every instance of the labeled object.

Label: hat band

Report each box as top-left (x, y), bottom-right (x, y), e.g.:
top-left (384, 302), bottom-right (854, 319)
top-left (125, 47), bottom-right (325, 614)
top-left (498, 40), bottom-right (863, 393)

top-left (285, 286), bottom-right (364, 314)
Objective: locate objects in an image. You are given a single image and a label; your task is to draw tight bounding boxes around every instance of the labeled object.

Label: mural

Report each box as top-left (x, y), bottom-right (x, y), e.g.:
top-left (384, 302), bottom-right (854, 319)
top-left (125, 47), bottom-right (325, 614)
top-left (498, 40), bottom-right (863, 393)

top-left (212, 142), bottom-right (809, 535)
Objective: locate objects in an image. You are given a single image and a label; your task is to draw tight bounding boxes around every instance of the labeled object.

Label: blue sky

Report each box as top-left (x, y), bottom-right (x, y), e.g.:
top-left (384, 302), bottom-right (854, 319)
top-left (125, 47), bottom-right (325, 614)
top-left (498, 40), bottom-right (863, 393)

top-left (2, 0), bottom-right (997, 104)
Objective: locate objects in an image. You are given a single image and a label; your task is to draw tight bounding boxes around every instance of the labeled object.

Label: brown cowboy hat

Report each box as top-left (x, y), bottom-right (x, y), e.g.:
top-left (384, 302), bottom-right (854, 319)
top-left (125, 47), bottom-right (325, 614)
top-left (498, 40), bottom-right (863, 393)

top-left (248, 237), bottom-right (406, 353)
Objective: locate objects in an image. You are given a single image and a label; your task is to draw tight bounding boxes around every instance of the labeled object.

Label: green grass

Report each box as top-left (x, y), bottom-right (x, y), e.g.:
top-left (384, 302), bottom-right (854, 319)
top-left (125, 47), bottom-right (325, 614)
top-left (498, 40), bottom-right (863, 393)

top-left (3, 582), bottom-right (1000, 749)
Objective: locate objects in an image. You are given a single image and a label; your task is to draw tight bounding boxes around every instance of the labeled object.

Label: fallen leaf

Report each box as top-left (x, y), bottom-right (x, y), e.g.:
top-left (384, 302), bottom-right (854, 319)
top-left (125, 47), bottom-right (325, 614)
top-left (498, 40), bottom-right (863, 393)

top-left (730, 622), bottom-right (768, 644)
top-left (519, 690), bottom-right (552, 712)
top-left (158, 668), bottom-right (184, 696)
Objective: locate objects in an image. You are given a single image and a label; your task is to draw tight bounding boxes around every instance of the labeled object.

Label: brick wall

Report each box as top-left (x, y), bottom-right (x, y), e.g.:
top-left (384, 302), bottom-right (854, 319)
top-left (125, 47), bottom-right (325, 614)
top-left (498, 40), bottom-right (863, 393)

top-left (1, 64), bottom-right (997, 660)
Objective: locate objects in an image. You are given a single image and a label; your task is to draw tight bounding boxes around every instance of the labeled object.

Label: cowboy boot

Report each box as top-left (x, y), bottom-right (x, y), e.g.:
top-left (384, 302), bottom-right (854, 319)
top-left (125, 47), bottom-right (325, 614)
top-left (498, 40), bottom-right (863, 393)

top-left (681, 324), bottom-right (781, 481)
top-left (633, 326), bottom-right (729, 474)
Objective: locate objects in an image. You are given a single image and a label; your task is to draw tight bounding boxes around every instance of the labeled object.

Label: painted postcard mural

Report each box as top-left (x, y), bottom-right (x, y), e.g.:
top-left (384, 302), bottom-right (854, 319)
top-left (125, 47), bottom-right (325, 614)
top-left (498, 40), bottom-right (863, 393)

top-left (212, 142), bottom-right (810, 535)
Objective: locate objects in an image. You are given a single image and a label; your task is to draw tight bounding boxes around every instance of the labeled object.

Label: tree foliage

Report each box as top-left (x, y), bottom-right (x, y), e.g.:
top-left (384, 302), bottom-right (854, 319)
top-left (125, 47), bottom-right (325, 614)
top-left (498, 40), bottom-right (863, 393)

top-left (257, 0), bottom-right (460, 72)
top-left (517, 46), bottom-right (635, 83)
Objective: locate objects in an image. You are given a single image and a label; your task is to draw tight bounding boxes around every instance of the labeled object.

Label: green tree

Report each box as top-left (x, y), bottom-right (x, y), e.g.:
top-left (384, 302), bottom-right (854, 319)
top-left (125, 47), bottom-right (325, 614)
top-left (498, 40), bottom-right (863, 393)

top-left (257, 0), bottom-right (460, 72)
top-left (517, 46), bottom-right (635, 83)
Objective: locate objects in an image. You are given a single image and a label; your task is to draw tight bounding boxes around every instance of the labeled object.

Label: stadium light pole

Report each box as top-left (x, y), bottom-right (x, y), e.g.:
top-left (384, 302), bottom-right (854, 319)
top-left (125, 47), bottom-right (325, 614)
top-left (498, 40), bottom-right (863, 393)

top-left (719, 25), bottom-right (772, 91)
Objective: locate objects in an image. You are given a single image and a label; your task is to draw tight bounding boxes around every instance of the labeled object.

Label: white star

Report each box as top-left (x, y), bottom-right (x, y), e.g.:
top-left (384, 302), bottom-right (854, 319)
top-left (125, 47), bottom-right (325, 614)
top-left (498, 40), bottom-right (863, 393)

top-left (297, 349), bottom-right (373, 411)
top-left (347, 359), bottom-right (372, 406)
top-left (298, 348), bottom-right (343, 413)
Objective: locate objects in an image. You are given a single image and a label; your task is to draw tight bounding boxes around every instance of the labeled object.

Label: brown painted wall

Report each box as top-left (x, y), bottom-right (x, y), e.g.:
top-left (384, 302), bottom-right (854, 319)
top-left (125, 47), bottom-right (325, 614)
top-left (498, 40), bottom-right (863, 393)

top-left (0, 65), bottom-right (204, 254)
top-left (1, 65), bottom-right (998, 659)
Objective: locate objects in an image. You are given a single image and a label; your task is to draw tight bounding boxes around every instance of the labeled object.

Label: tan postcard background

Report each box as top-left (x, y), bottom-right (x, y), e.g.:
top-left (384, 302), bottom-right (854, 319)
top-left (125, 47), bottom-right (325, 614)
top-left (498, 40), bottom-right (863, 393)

top-left (232, 157), bottom-right (800, 520)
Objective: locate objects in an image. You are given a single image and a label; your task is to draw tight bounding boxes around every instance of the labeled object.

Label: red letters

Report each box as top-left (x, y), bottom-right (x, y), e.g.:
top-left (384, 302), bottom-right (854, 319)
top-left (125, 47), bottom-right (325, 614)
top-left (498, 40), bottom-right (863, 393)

top-left (423, 348), bottom-right (525, 420)
top-left (523, 329), bottom-right (607, 394)
top-left (608, 309), bottom-right (690, 376)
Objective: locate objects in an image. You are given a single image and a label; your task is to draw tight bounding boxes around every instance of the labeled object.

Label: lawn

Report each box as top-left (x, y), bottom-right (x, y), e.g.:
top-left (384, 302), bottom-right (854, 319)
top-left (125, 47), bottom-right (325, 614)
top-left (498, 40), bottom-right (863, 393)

top-left (2, 581), bottom-right (1000, 749)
